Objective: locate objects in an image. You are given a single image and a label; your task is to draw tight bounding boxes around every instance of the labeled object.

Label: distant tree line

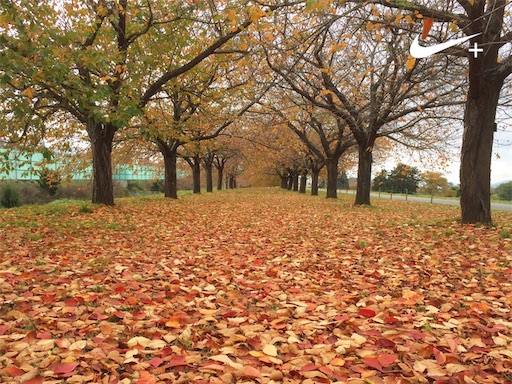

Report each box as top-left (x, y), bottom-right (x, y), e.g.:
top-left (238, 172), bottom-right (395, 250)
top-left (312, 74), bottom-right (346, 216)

top-left (495, 182), bottom-right (512, 201)
top-left (372, 164), bottom-right (459, 197)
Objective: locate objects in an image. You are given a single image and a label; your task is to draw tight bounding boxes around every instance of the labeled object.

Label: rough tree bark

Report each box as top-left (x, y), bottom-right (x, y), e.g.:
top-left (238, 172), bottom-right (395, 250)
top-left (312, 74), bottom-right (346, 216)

top-left (460, 26), bottom-right (505, 224)
top-left (287, 173), bottom-right (293, 190)
top-left (203, 156), bottom-right (214, 193)
top-left (354, 146), bottom-right (373, 205)
top-left (280, 174), bottom-right (288, 189)
top-left (156, 140), bottom-right (179, 199)
top-left (311, 168), bottom-right (320, 196)
top-left (325, 157), bottom-right (339, 199)
top-left (89, 122), bottom-right (115, 205)
top-left (214, 157), bottom-right (226, 191)
top-left (299, 171), bottom-right (307, 193)
top-left (184, 156), bottom-right (201, 194)
top-left (292, 172), bottom-right (299, 191)
top-left (216, 166), bottom-right (224, 190)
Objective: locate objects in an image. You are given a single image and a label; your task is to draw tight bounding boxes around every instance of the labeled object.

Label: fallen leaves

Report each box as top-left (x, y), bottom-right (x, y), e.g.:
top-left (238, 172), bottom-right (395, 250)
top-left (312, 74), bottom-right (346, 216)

top-left (262, 343), bottom-right (278, 357)
top-left (52, 362), bottom-right (79, 375)
top-left (0, 190), bottom-right (511, 383)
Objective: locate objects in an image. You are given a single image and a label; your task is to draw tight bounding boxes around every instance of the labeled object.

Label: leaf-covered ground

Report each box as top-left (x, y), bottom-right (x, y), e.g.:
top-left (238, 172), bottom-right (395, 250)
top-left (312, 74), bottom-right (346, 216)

top-left (1, 189), bottom-right (512, 384)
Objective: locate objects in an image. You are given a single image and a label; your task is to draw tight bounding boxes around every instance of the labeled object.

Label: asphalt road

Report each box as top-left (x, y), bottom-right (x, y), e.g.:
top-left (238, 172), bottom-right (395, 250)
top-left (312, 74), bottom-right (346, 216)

top-left (336, 190), bottom-right (512, 212)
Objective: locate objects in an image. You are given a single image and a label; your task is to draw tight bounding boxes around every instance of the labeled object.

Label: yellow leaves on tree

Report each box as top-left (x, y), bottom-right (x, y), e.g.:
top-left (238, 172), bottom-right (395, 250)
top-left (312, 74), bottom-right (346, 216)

top-left (248, 6), bottom-right (266, 23)
top-left (225, 8), bottom-right (237, 29)
top-left (406, 56), bottom-right (416, 71)
top-left (97, 4), bottom-right (108, 17)
top-left (21, 87), bottom-right (35, 99)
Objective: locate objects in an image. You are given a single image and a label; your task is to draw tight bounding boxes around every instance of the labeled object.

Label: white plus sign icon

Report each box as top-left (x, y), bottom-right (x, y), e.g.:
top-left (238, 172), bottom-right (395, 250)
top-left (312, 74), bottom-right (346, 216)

top-left (469, 42), bottom-right (483, 58)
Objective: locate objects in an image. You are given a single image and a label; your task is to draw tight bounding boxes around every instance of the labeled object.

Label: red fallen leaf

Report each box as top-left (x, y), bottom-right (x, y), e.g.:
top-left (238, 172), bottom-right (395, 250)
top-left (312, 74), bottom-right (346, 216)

top-left (41, 293), bottom-right (56, 304)
top-left (358, 308), bottom-right (376, 318)
top-left (433, 347), bottom-right (446, 364)
top-left (4, 366), bottom-right (24, 377)
top-left (169, 355), bottom-right (187, 367)
top-left (161, 346), bottom-right (173, 357)
top-left (335, 314), bottom-right (350, 322)
top-left (363, 357), bottom-right (382, 371)
top-left (64, 297), bottom-right (82, 307)
top-left (247, 336), bottom-right (261, 349)
top-left (126, 296), bottom-right (138, 305)
top-left (137, 371), bottom-right (156, 384)
top-left (25, 378), bottom-right (43, 384)
top-left (148, 357), bottom-right (163, 368)
top-left (53, 362), bottom-right (79, 374)
top-left (319, 365), bottom-right (335, 377)
top-left (114, 284), bottom-right (126, 293)
top-left (36, 330), bottom-right (52, 339)
top-left (0, 324), bottom-right (9, 335)
top-left (241, 366), bottom-right (261, 378)
top-left (384, 315), bottom-right (399, 324)
top-left (375, 338), bottom-right (396, 349)
top-left (377, 353), bottom-right (397, 367)
top-left (301, 363), bottom-right (318, 372)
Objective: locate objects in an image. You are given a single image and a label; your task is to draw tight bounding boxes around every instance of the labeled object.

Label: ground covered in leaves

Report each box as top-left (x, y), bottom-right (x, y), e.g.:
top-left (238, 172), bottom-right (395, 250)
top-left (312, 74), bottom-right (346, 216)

top-left (1, 189), bottom-right (512, 384)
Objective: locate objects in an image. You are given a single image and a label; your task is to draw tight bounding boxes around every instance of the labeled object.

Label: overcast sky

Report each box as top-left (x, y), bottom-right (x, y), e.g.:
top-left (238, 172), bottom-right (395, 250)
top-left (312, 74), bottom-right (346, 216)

top-left (368, 129), bottom-right (512, 186)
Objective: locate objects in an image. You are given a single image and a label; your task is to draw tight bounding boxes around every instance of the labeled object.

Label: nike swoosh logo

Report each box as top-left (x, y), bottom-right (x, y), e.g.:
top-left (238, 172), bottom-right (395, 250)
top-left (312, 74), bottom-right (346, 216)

top-left (410, 33), bottom-right (481, 58)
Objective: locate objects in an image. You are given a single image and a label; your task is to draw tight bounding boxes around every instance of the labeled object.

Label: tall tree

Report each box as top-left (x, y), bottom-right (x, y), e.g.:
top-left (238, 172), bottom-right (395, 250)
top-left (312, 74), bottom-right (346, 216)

top-left (0, 0), bottom-right (278, 204)
top-left (263, 3), bottom-right (464, 205)
top-left (355, 0), bottom-right (512, 223)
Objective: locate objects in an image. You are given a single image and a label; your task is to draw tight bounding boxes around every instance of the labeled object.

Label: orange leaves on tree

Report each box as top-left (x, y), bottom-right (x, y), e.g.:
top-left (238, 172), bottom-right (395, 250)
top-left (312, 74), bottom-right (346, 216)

top-left (421, 17), bottom-right (434, 39)
top-left (406, 56), bottom-right (416, 71)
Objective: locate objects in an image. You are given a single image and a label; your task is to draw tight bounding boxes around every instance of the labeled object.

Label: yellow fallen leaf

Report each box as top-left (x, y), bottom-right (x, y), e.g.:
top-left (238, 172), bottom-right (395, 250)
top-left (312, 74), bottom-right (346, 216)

top-left (69, 340), bottom-right (86, 351)
top-left (262, 344), bottom-right (278, 357)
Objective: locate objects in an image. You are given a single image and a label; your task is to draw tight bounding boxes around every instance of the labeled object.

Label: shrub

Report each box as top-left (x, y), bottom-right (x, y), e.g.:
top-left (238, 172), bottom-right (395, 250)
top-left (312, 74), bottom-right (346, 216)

top-left (79, 203), bottom-right (93, 213)
top-left (127, 180), bottom-right (145, 194)
top-left (150, 179), bottom-right (164, 193)
top-left (1, 184), bottom-right (20, 208)
top-left (37, 168), bottom-right (62, 196)
top-left (495, 181), bottom-right (512, 201)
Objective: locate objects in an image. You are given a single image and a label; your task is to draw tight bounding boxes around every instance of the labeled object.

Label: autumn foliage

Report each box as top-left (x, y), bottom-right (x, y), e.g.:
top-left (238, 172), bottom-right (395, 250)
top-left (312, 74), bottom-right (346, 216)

top-left (1, 190), bottom-right (512, 383)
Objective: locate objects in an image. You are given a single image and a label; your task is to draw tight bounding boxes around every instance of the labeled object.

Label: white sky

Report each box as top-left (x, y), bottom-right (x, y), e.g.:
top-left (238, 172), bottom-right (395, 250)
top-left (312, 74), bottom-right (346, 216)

top-left (364, 129), bottom-right (512, 186)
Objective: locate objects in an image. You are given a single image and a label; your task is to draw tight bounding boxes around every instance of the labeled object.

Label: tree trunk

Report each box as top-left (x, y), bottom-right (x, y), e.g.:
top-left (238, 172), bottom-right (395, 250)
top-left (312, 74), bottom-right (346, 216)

top-left (299, 172), bottom-right (307, 193)
top-left (460, 56), bottom-right (504, 224)
top-left (192, 158), bottom-right (201, 194)
top-left (216, 165), bottom-right (224, 191)
top-left (287, 174), bottom-right (293, 190)
top-left (90, 123), bottom-right (115, 205)
top-left (280, 175), bottom-right (288, 189)
top-left (205, 162), bottom-right (213, 192)
top-left (311, 169), bottom-right (320, 196)
top-left (292, 172), bottom-right (299, 191)
top-left (233, 176), bottom-right (237, 189)
top-left (355, 146), bottom-right (373, 205)
top-left (325, 157), bottom-right (338, 199)
top-left (162, 147), bottom-right (178, 199)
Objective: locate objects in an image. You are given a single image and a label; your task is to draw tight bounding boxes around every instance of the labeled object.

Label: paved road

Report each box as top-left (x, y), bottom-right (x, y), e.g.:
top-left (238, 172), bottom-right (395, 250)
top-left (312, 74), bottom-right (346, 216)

top-left (336, 189), bottom-right (512, 212)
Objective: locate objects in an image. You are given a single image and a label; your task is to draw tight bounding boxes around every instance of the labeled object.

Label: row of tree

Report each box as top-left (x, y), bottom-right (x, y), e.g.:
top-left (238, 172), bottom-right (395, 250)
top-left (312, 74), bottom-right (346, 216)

top-left (1, 1), bottom-right (511, 225)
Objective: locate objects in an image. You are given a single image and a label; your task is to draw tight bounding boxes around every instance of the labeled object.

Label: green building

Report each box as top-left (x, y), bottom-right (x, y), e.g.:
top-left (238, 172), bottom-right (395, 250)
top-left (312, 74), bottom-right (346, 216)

top-left (0, 149), bottom-right (163, 181)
